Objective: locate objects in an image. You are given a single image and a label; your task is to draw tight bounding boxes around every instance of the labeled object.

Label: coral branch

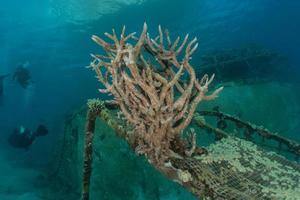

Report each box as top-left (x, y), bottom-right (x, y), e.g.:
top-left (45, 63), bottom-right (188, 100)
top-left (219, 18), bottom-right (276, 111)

top-left (90, 24), bottom-right (222, 163)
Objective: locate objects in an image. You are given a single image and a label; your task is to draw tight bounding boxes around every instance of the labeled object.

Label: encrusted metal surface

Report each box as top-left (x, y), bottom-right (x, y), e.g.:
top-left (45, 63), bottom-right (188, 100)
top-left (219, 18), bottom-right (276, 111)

top-left (172, 137), bottom-right (300, 199)
top-left (52, 101), bottom-right (300, 200)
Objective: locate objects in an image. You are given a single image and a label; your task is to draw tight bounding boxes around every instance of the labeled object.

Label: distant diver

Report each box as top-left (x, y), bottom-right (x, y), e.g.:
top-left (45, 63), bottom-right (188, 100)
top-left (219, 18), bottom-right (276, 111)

top-left (13, 63), bottom-right (32, 89)
top-left (8, 124), bottom-right (48, 150)
top-left (0, 74), bottom-right (9, 105)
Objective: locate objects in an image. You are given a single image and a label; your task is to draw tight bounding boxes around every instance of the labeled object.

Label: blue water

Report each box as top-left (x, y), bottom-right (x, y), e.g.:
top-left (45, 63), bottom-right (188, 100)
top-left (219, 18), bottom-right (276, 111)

top-left (0, 0), bottom-right (300, 199)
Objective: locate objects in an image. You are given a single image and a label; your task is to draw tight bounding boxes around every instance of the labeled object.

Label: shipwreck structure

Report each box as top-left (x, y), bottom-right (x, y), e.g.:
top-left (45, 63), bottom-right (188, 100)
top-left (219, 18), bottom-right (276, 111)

top-left (46, 25), bottom-right (300, 200)
top-left (198, 45), bottom-right (299, 85)
top-left (80, 24), bottom-right (300, 199)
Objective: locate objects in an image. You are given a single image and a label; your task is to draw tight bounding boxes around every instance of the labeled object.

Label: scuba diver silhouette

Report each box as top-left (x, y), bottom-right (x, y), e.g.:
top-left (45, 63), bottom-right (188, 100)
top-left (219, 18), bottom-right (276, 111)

top-left (13, 63), bottom-right (32, 89)
top-left (8, 125), bottom-right (48, 150)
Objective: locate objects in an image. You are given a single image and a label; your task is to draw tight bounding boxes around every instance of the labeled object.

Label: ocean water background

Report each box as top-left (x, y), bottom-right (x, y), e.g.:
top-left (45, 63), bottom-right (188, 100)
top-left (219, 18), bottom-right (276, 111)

top-left (0, 0), bottom-right (300, 199)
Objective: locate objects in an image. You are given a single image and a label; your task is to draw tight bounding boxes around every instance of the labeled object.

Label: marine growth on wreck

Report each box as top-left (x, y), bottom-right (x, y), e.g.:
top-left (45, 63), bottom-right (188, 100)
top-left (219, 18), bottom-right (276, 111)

top-left (73, 25), bottom-right (300, 199)
top-left (1, 1), bottom-right (300, 200)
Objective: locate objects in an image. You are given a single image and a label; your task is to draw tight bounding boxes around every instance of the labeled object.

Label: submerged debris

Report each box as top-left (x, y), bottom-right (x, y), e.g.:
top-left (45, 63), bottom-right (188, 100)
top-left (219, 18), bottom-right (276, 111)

top-left (198, 45), bottom-right (297, 85)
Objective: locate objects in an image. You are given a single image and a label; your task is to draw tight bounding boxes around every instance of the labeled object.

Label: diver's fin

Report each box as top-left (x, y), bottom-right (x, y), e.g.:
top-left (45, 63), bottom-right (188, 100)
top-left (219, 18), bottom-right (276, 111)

top-left (34, 125), bottom-right (48, 137)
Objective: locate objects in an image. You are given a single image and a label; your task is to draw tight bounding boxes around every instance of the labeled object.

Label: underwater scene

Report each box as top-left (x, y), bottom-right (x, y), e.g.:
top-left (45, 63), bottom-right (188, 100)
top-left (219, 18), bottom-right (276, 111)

top-left (0, 0), bottom-right (300, 199)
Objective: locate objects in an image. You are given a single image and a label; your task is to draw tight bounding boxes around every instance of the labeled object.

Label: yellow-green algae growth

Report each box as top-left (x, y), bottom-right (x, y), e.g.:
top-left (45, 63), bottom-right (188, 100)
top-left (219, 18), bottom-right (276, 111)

top-left (196, 137), bottom-right (300, 199)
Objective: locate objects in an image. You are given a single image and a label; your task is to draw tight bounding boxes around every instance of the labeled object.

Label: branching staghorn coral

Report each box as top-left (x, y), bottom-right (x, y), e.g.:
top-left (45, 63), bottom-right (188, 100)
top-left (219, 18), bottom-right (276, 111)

top-left (89, 23), bottom-right (223, 163)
